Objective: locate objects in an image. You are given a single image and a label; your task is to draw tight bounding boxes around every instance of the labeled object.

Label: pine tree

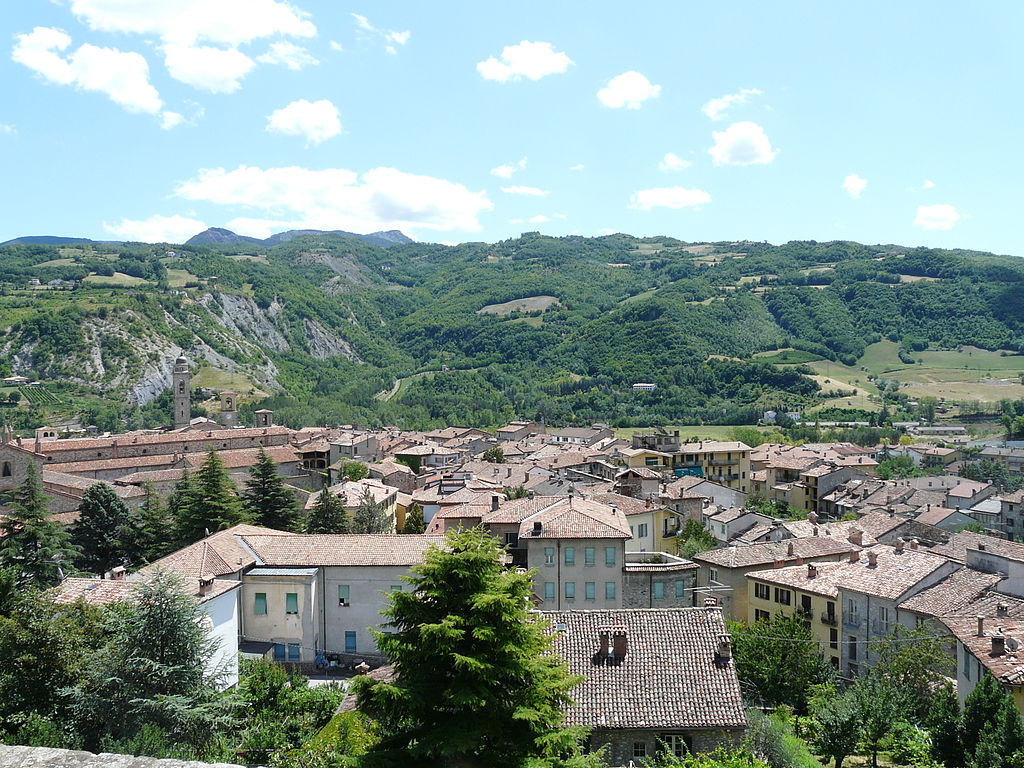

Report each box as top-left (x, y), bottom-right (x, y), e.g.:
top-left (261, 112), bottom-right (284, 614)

top-left (964, 674), bottom-right (1009, 756)
top-left (928, 683), bottom-right (964, 768)
top-left (0, 464), bottom-right (77, 587)
top-left (241, 448), bottom-right (298, 531)
top-left (352, 488), bottom-right (391, 534)
top-left (72, 482), bottom-right (131, 576)
top-left (305, 488), bottom-right (349, 534)
top-left (127, 483), bottom-right (177, 564)
top-left (401, 504), bottom-right (425, 534)
top-left (175, 450), bottom-right (246, 544)
top-left (351, 527), bottom-right (599, 768)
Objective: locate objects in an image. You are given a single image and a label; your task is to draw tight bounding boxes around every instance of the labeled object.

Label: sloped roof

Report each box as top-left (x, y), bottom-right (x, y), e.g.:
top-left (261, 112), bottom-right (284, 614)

top-left (930, 531), bottom-right (1024, 564)
top-left (518, 497), bottom-right (631, 540)
top-left (693, 537), bottom-right (857, 569)
top-left (540, 608), bottom-right (747, 730)
top-left (144, 524), bottom-right (288, 578)
top-left (899, 568), bottom-right (1003, 616)
top-left (240, 534), bottom-right (446, 567)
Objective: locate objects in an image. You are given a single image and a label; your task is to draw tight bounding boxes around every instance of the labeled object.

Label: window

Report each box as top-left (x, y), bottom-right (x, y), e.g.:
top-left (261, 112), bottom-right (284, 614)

top-left (585, 582), bottom-right (596, 601)
top-left (675, 579), bottom-right (685, 598)
top-left (544, 582), bottom-right (555, 600)
top-left (709, 567), bottom-right (719, 583)
top-left (653, 581), bottom-right (665, 600)
top-left (564, 547), bottom-right (575, 566)
top-left (801, 595), bottom-right (812, 614)
top-left (345, 631), bottom-right (357, 653)
top-left (848, 636), bottom-right (857, 661)
top-left (584, 547), bottom-right (595, 565)
top-left (830, 628), bottom-right (838, 649)
top-left (254, 592), bottom-right (267, 615)
top-left (1, 462), bottom-right (10, 477)
top-left (605, 547), bottom-right (617, 566)
top-left (287, 643), bottom-right (300, 662)
top-left (633, 742), bottom-right (648, 758)
top-left (664, 735), bottom-right (691, 759)
top-left (876, 606), bottom-right (890, 633)
top-left (605, 582), bottom-right (616, 600)
top-left (390, 585), bottom-right (402, 592)
top-left (754, 583), bottom-right (770, 601)
top-left (338, 585), bottom-right (350, 606)
top-left (755, 609), bottom-right (770, 622)
top-left (637, 523), bottom-right (649, 538)
top-left (273, 643), bottom-right (286, 661)
top-left (544, 547), bottom-right (555, 565)
top-left (285, 592), bottom-right (298, 615)
top-left (504, 532), bottom-right (519, 547)
top-left (565, 582), bottom-right (576, 600)
top-left (774, 587), bottom-right (791, 606)
top-left (645, 456), bottom-right (660, 466)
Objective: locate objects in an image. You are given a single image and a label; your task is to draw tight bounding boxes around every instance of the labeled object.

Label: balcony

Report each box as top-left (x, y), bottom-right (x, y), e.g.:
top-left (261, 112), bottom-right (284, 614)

top-left (820, 612), bottom-right (838, 626)
top-left (708, 458), bottom-right (739, 466)
top-left (843, 615), bottom-right (862, 629)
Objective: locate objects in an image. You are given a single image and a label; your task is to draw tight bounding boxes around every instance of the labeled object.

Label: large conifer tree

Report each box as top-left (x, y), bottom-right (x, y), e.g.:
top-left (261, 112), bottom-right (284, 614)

top-left (0, 464), bottom-right (77, 587)
top-left (72, 482), bottom-right (131, 576)
top-left (352, 488), bottom-right (391, 534)
top-left (175, 450), bottom-right (245, 544)
top-left (352, 527), bottom-right (598, 767)
top-left (126, 482), bottom-right (177, 564)
top-left (305, 488), bottom-right (349, 534)
top-left (241, 448), bottom-right (298, 531)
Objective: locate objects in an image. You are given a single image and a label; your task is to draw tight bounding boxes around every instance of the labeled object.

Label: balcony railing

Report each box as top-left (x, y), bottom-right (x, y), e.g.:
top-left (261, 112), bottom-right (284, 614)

top-left (820, 612), bottom-right (838, 626)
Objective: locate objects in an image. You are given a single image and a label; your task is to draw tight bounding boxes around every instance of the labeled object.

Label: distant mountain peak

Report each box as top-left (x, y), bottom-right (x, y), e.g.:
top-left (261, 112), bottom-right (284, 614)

top-left (185, 227), bottom-right (413, 248)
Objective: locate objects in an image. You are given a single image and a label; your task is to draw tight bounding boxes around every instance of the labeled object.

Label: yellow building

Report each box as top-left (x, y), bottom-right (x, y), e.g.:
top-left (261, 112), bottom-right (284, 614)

top-left (671, 441), bottom-right (751, 493)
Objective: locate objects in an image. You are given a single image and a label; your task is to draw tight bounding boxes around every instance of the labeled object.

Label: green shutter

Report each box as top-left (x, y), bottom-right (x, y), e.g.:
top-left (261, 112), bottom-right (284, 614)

top-left (338, 585), bottom-right (350, 604)
top-left (254, 593), bottom-right (267, 615)
top-left (286, 592), bottom-right (298, 614)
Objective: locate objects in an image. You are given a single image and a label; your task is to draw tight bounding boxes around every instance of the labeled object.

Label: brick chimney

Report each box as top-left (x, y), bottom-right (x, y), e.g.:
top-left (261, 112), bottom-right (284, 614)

top-left (848, 528), bottom-right (863, 546)
top-left (716, 633), bottom-right (733, 661)
top-left (977, 616), bottom-right (985, 637)
top-left (491, 494), bottom-right (500, 512)
top-left (909, 538), bottom-right (919, 550)
top-left (198, 576), bottom-right (214, 596)
top-left (787, 541), bottom-right (795, 557)
top-left (849, 550), bottom-right (860, 564)
top-left (997, 602), bottom-right (1010, 618)
top-left (867, 551), bottom-right (878, 568)
top-left (612, 628), bottom-right (628, 658)
top-left (807, 563), bottom-right (818, 579)
top-left (599, 628), bottom-right (610, 657)
top-left (992, 632), bottom-right (1006, 656)
top-left (895, 537), bottom-right (905, 554)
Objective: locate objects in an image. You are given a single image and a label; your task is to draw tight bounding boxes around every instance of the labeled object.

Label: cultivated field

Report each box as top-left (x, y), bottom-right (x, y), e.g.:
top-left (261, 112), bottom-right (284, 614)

top-left (478, 295), bottom-right (561, 315)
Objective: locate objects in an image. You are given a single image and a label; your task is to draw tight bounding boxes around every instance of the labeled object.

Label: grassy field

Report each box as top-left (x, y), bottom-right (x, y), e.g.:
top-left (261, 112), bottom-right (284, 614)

top-left (83, 272), bottom-right (150, 287)
top-left (165, 268), bottom-right (199, 288)
top-left (754, 348), bottom-right (823, 364)
top-left (192, 367), bottom-right (264, 396)
top-left (478, 296), bottom-right (561, 315)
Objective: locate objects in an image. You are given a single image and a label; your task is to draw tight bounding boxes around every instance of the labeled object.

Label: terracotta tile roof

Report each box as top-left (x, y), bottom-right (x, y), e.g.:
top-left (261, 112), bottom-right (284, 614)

top-left (693, 537), bottom-right (857, 569)
top-left (241, 533), bottom-right (446, 567)
top-left (950, 592), bottom-right (1024, 620)
top-left (899, 568), bottom-right (1003, 616)
top-left (678, 441), bottom-right (751, 453)
top-left (39, 425), bottom-right (292, 454)
top-left (948, 480), bottom-right (992, 498)
top-left (1000, 490), bottom-right (1024, 504)
top-left (624, 560), bottom-right (698, 573)
top-left (540, 608), bottom-right (747, 730)
top-left (116, 468), bottom-right (189, 484)
top-left (914, 506), bottom-right (964, 526)
top-left (184, 445), bottom-right (300, 470)
top-left (747, 560), bottom-right (849, 599)
top-left (518, 497), bottom-right (631, 540)
top-left (943, 617), bottom-right (1024, 685)
top-left (42, 471), bottom-right (146, 499)
top-left (480, 495), bottom-right (566, 525)
top-left (52, 575), bottom-right (240, 605)
top-left (930, 531), bottom-right (1024, 564)
top-left (144, 523), bottom-right (288, 578)
top-left (707, 506), bottom-right (751, 524)
top-left (304, 478), bottom-right (396, 510)
top-left (49, 453), bottom-right (183, 474)
top-left (853, 510), bottom-right (908, 539)
top-left (834, 544), bottom-right (951, 601)
top-left (590, 492), bottom-right (664, 517)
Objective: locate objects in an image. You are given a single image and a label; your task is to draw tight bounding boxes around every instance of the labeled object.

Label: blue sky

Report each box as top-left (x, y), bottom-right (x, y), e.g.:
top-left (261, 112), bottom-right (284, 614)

top-left (2, 1), bottom-right (1022, 254)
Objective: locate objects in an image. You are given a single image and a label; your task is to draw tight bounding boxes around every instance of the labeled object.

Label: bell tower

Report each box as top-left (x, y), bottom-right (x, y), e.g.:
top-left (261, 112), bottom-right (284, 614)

top-left (172, 356), bottom-right (191, 429)
top-left (219, 390), bottom-right (238, 428)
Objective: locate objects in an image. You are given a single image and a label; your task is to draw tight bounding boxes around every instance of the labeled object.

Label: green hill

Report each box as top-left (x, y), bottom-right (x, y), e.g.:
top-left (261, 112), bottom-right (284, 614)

top-left (1, 233), bottom-right (1022, 430)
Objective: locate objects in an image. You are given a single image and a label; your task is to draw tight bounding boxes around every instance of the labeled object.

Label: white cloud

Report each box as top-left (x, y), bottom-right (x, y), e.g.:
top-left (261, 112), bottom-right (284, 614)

top-left (329, 41), bottom-right (344, 52)
top-left (266, 99), bottom-right (341, 146)
top-left (12, 26), bottom-right (180, 125)
top-left (914, 204), bottom-right (961, 231)
top-left (387, 30), bottom-right (411, 46)
top-left (162, 43), bottom-right (254, 93)
top-left (568, 163), bottom-right (585, 172)
top-left (175, 165), bottom-right (493, 234)
top-left (257, 41), bottom-right (318, 70)
top-left (501, 185), bottom-right (549, 197)
top-left (0, 123), bottom-right (16, 135)
top-left (629, 186), bottom-right (712, 211)
top-left (701, 87), bottom-right (762, 120)
top-left (159, 111), bottom-right (184, 130)
top-left (351, 13), bottom-right (374, 31)
top-left (103, 213), bottom-right (208, 243)
top-left (351, 13), bottom-right (410, 55)
top-left (708, 121), bottom-right (778, 166)
top-left (597, 71), bottom-right (661, 109)
top-left (528, 215), bottom-right (550, 223)
top-left (842, 173), bottom-right (868, 199)
top-left (490, 157), bottom-right (527, 178)
top-left (658, 152), bottom-right (691, 172)
top-left (922, 179), bottom-right (935, 190)
top-left (477, 41), bottom-right (572, 82)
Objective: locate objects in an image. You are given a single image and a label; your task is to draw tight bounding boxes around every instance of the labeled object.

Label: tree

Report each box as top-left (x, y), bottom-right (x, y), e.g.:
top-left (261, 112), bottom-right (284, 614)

top-left (729, 613), bottom-right (834, 712)
top-left (175, 450), bottom-right (245, 544)
top-left (852, 673), bottom-right (907, 768)
top-left (928, 684), bottom-right (964, 768)
top-left (242, 448), bottom-right (298, 531)
top-left (504, 485), bottom-right (528, 500)
top-left (677, 519), bottom-right (719, 559)
top-left (305, 488), bottom-right (349, 534)
top-left (482, 446), bottom-right (505, 463)
top-left (810, 687), bottom-right (862, 768)
top-left (351, 527), bottom-right (600, 768)
top-left (400, 504), bottom-right (425, 534)
top-left (125, 483), bottom-right (177, 565)
top-left (963, 674), bottom-right (1010, 757)
top-left (869, 623), bottom-right (953, 719)
top-left (352, 488), bottom-right (391, 534)
top-left (340, 461), bottom-right (369, 482)
top-left (72, 482), bottom-right (131, 576)
top-left (0, 464), bottom-right (77, 588)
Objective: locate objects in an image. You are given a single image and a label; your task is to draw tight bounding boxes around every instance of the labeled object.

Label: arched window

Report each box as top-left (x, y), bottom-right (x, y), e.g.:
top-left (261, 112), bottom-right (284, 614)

top-left (2, 462), bottom-right (11, 477)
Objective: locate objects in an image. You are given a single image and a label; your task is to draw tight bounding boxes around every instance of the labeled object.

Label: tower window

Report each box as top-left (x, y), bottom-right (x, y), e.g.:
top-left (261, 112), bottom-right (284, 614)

top-left (1, 462), bottom-right (10, 477)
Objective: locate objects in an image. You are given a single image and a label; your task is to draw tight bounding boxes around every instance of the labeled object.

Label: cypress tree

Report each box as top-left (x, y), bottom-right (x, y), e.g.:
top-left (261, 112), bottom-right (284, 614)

top-left (0, 464), bottom-right (77, 587)
top-left (175, 450), bottom-right (245, 544)
top-left (352, 488), bottom-right (391, 534)
top-left (241, 448), bottom-right (298, 531)
top-left (72, 482), bottom-right (131, 576)
top-left (305, 488), bottom-right (349, 534)
top-left (401, 504), bottom-right (425, 534)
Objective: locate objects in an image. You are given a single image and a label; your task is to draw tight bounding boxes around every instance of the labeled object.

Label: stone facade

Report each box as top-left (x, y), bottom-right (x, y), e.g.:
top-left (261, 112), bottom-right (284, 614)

top-left (624, 565), bottom-right (697, 609)
top-left (589, 728), bottom-right (744, 766)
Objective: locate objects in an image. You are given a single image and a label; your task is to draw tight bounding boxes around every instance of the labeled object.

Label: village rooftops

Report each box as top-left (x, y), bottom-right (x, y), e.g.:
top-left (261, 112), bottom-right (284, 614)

top-left (590, 492), bottom-right (665, 517)
top-left (144, 524), bottom-right (289, 579)
top-left (539, 607), bottom-right (747, 731)
top-left (898, 568), bottom-right (1004, 617)
top-left (943, 617), bottom-right (1024, 685)
top-left (947, 480), bottom-right (992, 498)
top-left (678, 441), bottom-right (751, 453)
top-left (239, 533), bottom-right (447, 567)
top-left (914, 506), bottom-right (966, 526)
top-left (518, 496), bottom-right (631, 540)
top-left (52, 575), bottom-right (241, 605)
top-left (479, 494), bottom-right (566, 525)
top-left (37, 425), bottom-right (293, 454)
top-left (832, 544), bottom-right (950, 601)
top-left (930, 531), bottom-right (1024, 564)
top-left (693, 536), bottom-right (857, 569)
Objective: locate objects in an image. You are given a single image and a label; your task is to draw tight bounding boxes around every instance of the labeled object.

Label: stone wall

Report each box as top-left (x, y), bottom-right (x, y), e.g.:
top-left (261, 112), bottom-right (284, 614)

top-left (589, 727), bottom-right (745, 766)
top-left (624, 569), bottom-right (696, 609)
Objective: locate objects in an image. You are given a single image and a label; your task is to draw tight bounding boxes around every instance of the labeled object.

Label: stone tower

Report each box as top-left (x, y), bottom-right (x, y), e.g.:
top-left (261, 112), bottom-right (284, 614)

top-left (219, 390), bottom-right (238, 428)
top-left (172, 355), bottom-right (191, 429)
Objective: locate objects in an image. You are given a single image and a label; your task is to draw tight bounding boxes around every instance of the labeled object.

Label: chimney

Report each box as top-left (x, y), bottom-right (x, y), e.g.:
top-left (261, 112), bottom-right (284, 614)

top-left (808, 511), bottom-right (819, 524)
top-left (532, 521), bottom-right (543, 536)
top-left (848, 528), bottom-right (864, 546)
top-left (887, 506), bottom-right (895, 518)
top-left (992, 632), bottom-right (1006, 656)
top-left (895, 538), bottom-right (905, 554)
top-left (787, 541), bottom-right (795, 558)
top-left (198, 577), bottom-right (214, 596)
top-left (812, 525), bottom-right (819, 536)
top-left (703, 596), bottom-right (718, 608)
top-left (599, 629), bottom-right (610, 657)
top-left (867, 551), bottom-right (878, 568)
top-left (910, 538), bottom-right (919, 550)
top-left (977, 616), bottom-right (985, 637)
top-left (849, 550), bottom-right (860, 564)
top-left (110, 565), bottom-right (126, 581)
top-left (979, 543), bottom-right (987, 552)
top-left (612, 628), bottom-right (628, 658)
top-left (491, 494), bottom-right (500, 512)
top-left (528, 489), bottom-right (535, 499)
top-left (773, 558), bottom-right (785, 569)
top-left (716, 633), bottom-right (732, 661)
top-left (997, 602), bottom-right (1010, 618)
top-left (807, 563), bottom-right (818, 579)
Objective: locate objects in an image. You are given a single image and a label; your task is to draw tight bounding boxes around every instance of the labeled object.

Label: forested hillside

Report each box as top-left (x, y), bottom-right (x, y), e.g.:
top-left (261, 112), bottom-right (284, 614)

top-left (1, 232), bottom-right (1022, 430)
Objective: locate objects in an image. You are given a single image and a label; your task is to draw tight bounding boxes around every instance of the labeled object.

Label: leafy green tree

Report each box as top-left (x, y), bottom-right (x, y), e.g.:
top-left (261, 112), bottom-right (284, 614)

top-left (175, 450), bottom-right (245, 544)
top-left (305, 488), bottom-right (349, 534)
top-left (400, 504), bottom-right (425, 534)
top-left (126, 483), bottom-right (177, 564)
top-left (877, 456), bottom-right (922, 480)
top-left (352, 527), bottom-right (601, 768)
top-left (340, 461), bottom-right (369, 482)
top-left (869, 623), bottom-right (953, 719)
top-left (504, 485), bottom-right (528, 500)
top-left (72, 482), bottom-right (131, 576)
top-left (642, 747), bottom-right (772, 768)
top-left (810, 687), bottom-right (862, 768)
top-left (677, 519), bottom-right (719, 559)
top-left (241, 448), bottom-right (298, 531)
top-left (483, 445), bottom-right (505, 463)
top-left (729, 613), bottom-right (834, 712)
top-left (852, 673), bottom-right (907, 768)
top-left (352, 488), bottom-right (391, 534)
top-left (928, 683), bottom-right (964, 768)
top-left (964, 674), bottom-right (1011, 757)
top-left (0, 464), bottom-right (78, 588)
